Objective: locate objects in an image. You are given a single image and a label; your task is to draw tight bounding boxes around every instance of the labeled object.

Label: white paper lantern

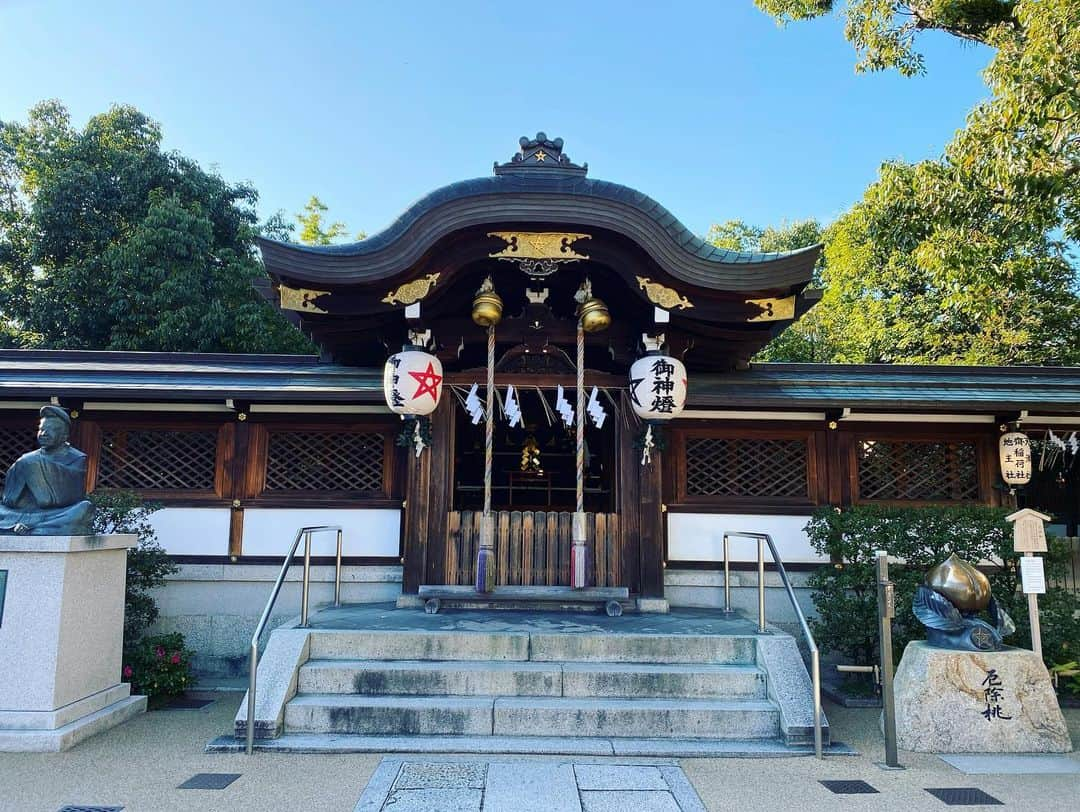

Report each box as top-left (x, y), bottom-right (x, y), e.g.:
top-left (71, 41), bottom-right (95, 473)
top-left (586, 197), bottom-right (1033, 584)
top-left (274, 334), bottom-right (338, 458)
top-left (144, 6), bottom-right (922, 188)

top-left (999, 431), bottom-right (1032, 486)
top-left (629, 353), bottom-right (687, 420)
top-left (383, 348), bottom-right (443, 416)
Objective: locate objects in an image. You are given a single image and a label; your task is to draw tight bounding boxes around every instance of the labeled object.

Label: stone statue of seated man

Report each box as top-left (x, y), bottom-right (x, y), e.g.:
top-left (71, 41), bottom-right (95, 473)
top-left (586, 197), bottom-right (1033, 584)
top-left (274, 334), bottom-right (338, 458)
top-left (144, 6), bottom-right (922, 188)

top-left (0, 406), bottom-right (94, 536)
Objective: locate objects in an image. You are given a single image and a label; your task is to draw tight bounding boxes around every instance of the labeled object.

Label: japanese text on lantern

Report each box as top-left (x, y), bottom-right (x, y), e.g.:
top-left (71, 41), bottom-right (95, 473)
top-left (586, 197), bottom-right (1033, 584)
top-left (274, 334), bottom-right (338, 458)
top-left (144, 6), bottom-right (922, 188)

top-left (981, 669), bottom-right (1012, 722)
top-left (650, 358), bottom-right (677, 414)
top-left (388, 357), bottom-right (405, 408)
top-left (1000, 434), bottom-right (1031, 484)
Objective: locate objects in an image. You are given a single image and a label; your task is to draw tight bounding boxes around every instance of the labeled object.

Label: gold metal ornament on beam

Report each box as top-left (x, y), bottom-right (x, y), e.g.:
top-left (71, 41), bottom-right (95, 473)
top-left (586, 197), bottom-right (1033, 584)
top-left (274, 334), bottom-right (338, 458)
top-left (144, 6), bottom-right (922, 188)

top-left (488, 232), bottom-right (590, 262)
top-left (382, 273), bottom-right (441, 306)
top-left (745, 295), bottom-right (796, 322)
top-left (636, 277), bottom-right (693, 310)
top-left (575, 278), bottom-right (611, 333)
top-left (471, 276), bottom-right (503, 327)
top-left (278, 285), bottom-right (331, 314)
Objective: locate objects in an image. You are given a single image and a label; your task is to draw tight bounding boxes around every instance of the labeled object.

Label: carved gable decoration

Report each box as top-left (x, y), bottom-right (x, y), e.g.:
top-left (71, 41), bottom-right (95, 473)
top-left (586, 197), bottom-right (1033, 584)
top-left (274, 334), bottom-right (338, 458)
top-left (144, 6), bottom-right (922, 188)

top-left (494, 132), bottom-right (588, 177)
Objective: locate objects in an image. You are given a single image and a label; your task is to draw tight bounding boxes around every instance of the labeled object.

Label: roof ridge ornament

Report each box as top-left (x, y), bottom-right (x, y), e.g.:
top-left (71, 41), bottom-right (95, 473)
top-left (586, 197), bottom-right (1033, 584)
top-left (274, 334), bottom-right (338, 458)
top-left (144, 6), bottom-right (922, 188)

top-left (494, 132), bottom-right (588, 177)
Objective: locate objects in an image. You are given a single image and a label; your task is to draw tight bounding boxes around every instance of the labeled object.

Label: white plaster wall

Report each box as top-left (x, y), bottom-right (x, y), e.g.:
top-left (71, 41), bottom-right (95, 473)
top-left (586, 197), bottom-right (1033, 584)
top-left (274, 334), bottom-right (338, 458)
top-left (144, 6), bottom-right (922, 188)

top-left (240, 508), bottom-right (400, 558)
top-left (667, 512), bottom-right (824, 564)
top-left (149, 508), bottom-right (231, 556)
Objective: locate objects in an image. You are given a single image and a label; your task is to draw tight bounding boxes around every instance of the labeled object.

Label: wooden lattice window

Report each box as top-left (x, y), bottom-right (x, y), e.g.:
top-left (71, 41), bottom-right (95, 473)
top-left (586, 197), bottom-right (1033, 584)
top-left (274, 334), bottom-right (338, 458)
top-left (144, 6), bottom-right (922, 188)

top-left (96, 428), bottom-right (219, 492)
top-left (0, 425), bottom-right (34, 488)
top-left (856, 439), bottom-right (980, 502)
top-left (264, 430), bottom-right (386, 494)
top-left (685, 436), bottom-right (810, 499)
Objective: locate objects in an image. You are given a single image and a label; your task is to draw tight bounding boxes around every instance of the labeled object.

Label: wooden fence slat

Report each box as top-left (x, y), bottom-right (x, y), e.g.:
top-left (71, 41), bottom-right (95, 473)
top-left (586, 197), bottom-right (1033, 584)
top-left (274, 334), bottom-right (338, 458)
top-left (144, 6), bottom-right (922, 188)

top-left (608, 512), bottom-right (620, 587)
top-left (497, 511), bottom-right (510, 585)
top-left (594, 512), bottom-right (606, 588)
top-left (508, 511), bottom-right (523, 585)
top-left (446, 510), bottom-right (460, 586)
top-left (545, 512), bottom-right (559, 586)
top-left (558, 512), bottom-right (572, 585)
top-left (532, 512), bottom-right (547, 587)
top-left (521, 512), bottom-right (535, 586)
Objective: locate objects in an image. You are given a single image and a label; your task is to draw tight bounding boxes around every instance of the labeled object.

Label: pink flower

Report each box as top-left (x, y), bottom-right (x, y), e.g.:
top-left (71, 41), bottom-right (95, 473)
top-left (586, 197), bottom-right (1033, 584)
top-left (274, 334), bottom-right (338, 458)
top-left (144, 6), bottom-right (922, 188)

top-left (122, 665), bottom-right (133, 678)
top-left (155, 646), bottom-right (165, 658)
top-left (170, 653), bottom-right (181, 665)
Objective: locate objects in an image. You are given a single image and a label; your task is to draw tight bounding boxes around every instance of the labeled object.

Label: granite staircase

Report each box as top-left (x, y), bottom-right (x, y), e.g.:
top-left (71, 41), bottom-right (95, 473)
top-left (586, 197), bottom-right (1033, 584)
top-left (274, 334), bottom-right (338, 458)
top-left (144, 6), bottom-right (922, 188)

top-left (219, 623), bottom-right (830, 755)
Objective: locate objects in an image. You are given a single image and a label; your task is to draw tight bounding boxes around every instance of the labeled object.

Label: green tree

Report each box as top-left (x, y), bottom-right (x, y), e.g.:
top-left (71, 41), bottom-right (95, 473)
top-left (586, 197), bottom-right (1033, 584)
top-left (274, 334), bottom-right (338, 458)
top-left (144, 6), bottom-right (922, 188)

top-left (0, 101), bottom-right (314, 353)
top-left (707, 218), bottom-right (834, 361)
top-left (296, 195), bottom-right (348, 245)
top-left (755, 1), bottom-right (1018, 75)
top-left (754, 0), bottom-right (1080, 365)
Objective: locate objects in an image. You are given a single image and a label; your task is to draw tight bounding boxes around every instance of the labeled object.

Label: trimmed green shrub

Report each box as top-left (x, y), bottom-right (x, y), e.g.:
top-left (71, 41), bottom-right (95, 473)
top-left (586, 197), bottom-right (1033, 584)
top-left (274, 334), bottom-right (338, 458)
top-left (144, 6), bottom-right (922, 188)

top-left (805, 505), bottom-right (1080, 671)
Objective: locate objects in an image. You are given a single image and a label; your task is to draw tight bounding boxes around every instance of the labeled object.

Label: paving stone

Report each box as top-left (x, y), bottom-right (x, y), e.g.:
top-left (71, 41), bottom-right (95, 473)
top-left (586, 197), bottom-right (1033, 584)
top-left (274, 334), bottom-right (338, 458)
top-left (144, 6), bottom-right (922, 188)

top-left (580, 790), bottom-right (680, 812)
top-left (938, 753), bottom-right (1080, 774)
top-left (394, 761), bottom-right (486, 789)
top-left (382, 788), bottom-right (482, 811)
top-left (484, 761), bottom-right (581, 811)
top-left (574, 764), bottom-right (667, 791)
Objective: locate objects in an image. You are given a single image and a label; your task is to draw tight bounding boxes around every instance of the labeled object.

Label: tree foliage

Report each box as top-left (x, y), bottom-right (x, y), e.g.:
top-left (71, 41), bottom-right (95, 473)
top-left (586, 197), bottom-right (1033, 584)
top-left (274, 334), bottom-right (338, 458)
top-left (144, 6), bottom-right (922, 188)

top-left (753, 0), bottom-right (1080, 365)
top-left (295, 195), bottom-right (364, 245)
top-left (0, 101), bottom-right (313, 353)
top-left (755, 0), bottom-right (1018, 75)
top-left (707, 219), bottom-right (835, 362)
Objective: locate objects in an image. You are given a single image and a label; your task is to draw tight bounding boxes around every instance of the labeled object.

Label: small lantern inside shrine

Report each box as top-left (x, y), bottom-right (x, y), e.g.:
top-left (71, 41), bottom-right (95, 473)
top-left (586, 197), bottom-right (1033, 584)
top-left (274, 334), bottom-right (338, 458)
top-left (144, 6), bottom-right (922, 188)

top-left (999, 430), bottom-right (1032, 487)
top-left (629, 351), bottom-right (687, 421)
top-left (383, 346), bottom-right (444, 416)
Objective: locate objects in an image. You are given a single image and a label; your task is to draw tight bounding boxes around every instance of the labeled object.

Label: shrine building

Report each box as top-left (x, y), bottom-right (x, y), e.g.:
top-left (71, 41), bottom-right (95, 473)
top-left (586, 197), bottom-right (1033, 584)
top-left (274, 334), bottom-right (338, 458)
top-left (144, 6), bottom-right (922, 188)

top-left (1, 134), bottom-right (1079, 677)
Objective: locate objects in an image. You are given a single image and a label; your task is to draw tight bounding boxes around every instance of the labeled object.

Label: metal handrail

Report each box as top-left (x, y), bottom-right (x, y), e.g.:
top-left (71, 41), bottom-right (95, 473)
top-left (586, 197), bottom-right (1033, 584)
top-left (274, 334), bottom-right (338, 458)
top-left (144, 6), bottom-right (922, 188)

top-left (722, 531), bottom-right (823, 759)
top-left (245, 524), bottom-right (343, 755)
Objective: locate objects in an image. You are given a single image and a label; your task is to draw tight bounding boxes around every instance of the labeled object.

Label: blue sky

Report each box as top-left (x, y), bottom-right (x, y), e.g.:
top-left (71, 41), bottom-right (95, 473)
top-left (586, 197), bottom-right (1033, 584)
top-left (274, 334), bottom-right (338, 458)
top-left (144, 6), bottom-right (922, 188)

top-left (1, 1), bottom-right (993, 240)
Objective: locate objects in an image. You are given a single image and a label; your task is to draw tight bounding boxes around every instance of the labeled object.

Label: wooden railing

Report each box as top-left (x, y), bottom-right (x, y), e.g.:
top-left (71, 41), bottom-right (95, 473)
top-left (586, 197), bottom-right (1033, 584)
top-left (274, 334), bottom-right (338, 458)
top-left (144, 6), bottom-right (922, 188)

top-left (446, 510), bottom-right (622, 587)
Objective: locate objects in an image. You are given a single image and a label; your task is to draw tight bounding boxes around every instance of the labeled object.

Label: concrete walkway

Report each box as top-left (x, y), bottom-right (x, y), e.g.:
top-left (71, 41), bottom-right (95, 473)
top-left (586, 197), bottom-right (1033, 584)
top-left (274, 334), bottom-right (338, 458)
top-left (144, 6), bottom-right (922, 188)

top-left (0, 691), bottom-right (1076, 811)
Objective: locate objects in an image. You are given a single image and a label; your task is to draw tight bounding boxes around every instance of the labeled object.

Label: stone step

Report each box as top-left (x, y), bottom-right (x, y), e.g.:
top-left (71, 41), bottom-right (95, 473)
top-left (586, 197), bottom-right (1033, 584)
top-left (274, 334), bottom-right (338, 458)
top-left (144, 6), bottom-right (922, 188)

top-left (561, 663), bottom-right (766, 699)
top-left (208, 732), bottom-right (857, 758)
top-left (307, 630), bottom-right (531, 662)
top-left (297, 659), bottom-right (767, 699)
top-left (529, 633), bottom-right (757, 664)
top-left (284, 695), bottom-right (780, 739)
top-left (284, 694), bottom-right (494, 736)
top-left (306, 630), bottom-right (756, 665)
top-left (298, 659), bottom-right (563, 697)
top-left (493, 697), bottom-right (780, 740)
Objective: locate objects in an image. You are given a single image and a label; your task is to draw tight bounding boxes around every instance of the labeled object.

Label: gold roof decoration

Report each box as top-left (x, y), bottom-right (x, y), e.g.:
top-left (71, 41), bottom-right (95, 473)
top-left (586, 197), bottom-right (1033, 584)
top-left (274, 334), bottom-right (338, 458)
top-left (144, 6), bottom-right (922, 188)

top-left (636, 277), bottom-right (693, 310)
top-left (382, 273), bottom-right (441, 306)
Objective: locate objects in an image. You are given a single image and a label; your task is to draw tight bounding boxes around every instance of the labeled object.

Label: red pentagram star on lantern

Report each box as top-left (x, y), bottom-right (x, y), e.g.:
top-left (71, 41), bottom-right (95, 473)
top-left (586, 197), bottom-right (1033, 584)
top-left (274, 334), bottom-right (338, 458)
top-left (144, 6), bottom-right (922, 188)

top-left (408, 362), bottom-right (442, 402)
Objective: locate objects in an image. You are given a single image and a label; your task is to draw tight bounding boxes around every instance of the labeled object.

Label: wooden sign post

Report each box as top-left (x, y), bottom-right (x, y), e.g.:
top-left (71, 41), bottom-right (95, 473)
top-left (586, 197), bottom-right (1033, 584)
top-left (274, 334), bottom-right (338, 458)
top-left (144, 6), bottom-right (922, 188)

top-left (1006, 508), bottom-right (1051, 660)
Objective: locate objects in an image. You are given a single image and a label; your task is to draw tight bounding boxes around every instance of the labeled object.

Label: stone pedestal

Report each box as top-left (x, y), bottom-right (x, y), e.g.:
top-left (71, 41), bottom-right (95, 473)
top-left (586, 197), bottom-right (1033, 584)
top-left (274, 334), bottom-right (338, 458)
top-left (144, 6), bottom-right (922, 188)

top-left (0, 534), bottom-right (147, 751)
top-left (893, 640), bottom-right (1071, 753)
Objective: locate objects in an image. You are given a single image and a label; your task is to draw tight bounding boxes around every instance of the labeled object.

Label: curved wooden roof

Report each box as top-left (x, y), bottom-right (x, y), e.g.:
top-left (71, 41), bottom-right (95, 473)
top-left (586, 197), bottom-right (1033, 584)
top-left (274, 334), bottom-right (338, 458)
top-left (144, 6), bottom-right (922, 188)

top-left (259, 135), bottom-right (821, 293)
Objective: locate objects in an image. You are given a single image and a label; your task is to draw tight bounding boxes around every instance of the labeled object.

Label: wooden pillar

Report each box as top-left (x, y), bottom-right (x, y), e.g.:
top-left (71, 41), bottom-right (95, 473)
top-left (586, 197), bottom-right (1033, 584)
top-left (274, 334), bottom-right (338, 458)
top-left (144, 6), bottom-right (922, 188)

top-left (401, 428), bottom-right (431, 595)
top-left (638, 436), bottom-right (665, 598)
top-left (424, 396), bottom-right (455, 587)
top-left (617, 401), bottom-right (641, 594)
top-left (401, 397), bottom-right (455, 593)
top-left (616, 393), bottom-right (664, 597)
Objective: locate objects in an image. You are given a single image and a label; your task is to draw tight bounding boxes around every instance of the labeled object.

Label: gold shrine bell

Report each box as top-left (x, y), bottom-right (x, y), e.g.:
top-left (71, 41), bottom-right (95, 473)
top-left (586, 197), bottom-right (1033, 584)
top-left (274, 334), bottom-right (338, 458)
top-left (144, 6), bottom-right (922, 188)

top-left (577, 290), bottom-right (611, 333)
top-left (471, 278), bottom-right (503, 327)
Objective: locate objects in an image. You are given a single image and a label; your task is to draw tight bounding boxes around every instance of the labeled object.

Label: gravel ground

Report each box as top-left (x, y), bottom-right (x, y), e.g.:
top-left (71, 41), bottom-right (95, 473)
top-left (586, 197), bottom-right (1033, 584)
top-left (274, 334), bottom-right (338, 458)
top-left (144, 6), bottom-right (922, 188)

top-left (0, 693), bottom-right (1076, 811)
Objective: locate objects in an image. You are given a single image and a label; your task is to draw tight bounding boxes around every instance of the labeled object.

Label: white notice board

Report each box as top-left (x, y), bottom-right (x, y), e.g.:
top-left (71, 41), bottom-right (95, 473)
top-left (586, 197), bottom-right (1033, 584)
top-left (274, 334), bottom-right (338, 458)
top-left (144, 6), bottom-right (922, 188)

top-left (1020, 556), bottom-right (1046, 595)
